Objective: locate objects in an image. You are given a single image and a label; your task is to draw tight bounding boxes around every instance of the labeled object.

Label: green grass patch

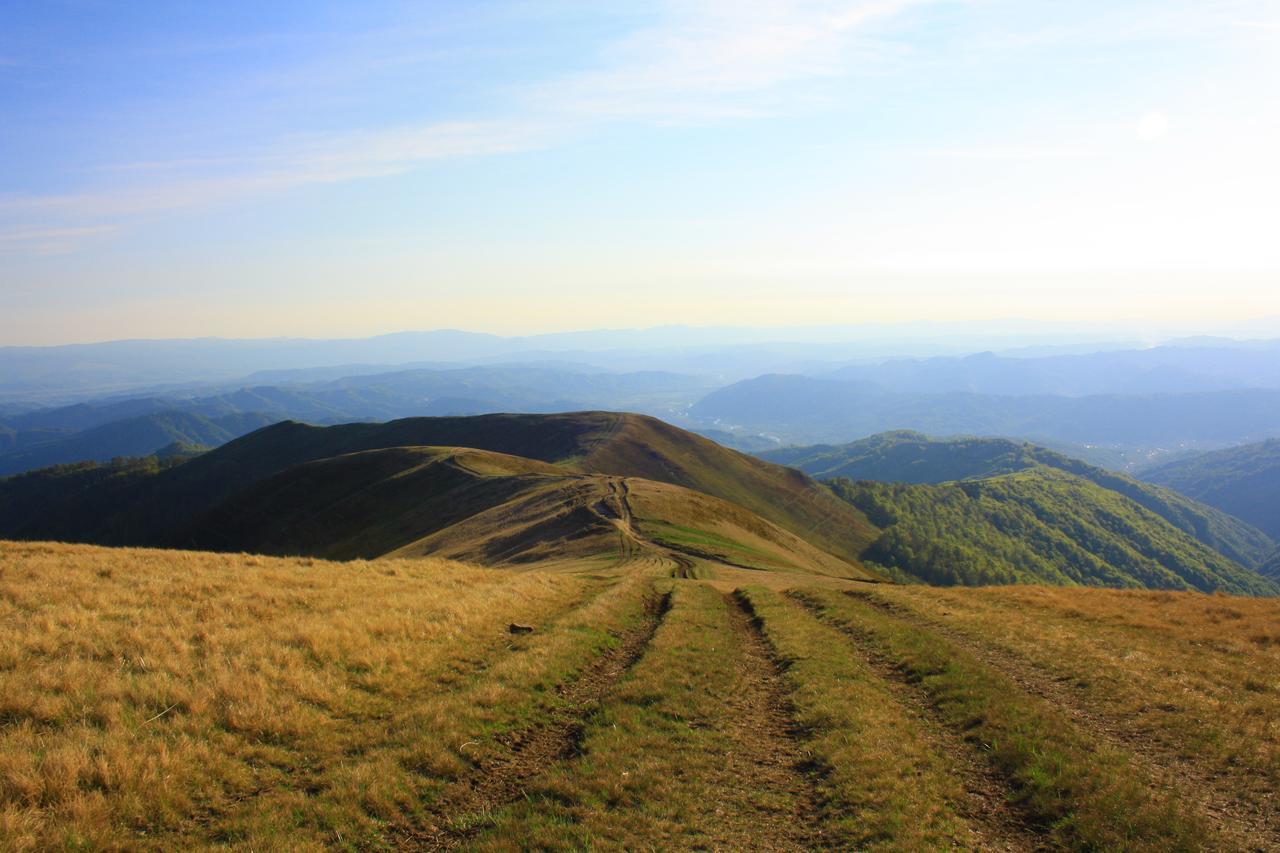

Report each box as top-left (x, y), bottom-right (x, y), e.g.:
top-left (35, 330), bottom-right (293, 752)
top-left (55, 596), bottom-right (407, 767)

top-left (794, 587), bottom-right (1209, 851)
top-left (470, 582), bottom-right (813, 850)
top-left (640, 519), bottom-right (794, 569)
top-left (738, 586), bottom-right (977, 849)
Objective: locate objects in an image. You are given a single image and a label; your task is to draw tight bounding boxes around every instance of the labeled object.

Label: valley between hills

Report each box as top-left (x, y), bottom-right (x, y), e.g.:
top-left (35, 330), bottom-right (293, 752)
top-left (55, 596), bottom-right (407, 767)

top-left (1, 413), bottom-right (1278, 850)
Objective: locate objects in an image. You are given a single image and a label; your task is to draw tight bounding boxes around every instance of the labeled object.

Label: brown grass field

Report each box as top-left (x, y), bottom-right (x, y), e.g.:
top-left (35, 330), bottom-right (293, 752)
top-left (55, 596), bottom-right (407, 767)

top-left (2, 538), bottom-right (1278, 850)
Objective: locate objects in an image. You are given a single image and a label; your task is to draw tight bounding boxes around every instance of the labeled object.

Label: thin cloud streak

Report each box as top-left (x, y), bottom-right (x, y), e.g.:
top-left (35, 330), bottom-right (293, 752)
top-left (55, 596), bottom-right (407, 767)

top-left (0, 1), bottom-right (922, 253)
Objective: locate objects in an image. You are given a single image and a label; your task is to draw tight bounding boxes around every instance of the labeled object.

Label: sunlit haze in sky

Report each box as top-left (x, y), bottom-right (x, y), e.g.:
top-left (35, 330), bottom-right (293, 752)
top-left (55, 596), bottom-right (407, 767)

top-left (2, 1), bottom-right (1278, 344)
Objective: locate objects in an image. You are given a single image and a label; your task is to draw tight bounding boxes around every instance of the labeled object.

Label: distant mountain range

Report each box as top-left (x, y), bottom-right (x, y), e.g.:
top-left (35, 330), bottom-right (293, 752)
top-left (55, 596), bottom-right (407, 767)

top-left (0, 366), bottom-right (716, 476)
top-left (823, 343), bottom-right (1280, 396)
top-left (694, 376), bottom-right (1280, 449)
top-left (5, 328), bottom-right (1278, 403)
top-left (2, 324), bottom-right (1173, 402)
top-left (7, 338), bottom-right (1280, 481)
top-left (0, 410), bottom-right (275, 477)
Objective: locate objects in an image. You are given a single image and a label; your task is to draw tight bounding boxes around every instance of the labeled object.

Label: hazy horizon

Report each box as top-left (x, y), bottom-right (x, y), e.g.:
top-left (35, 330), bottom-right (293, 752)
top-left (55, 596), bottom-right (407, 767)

top-left (7, 315), bottom-right (1280, 352)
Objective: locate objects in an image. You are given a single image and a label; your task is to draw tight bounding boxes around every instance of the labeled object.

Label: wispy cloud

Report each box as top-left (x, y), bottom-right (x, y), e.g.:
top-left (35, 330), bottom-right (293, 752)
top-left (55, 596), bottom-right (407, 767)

top-left (921, 145), bottom-right (1098, 162)
top-left (1, 1), bottom-right (921, 254)
top-left (0, 119), bottom-right (550, 233)
top-left (0, 224), bottom-right (119, 255)
top-left (529, 0), bottom-right (925, 121)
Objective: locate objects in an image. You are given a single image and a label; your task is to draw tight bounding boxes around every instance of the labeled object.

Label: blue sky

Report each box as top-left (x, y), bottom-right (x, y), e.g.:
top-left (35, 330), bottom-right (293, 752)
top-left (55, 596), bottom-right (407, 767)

top-left (2, 1), bottom-right (1278, 344)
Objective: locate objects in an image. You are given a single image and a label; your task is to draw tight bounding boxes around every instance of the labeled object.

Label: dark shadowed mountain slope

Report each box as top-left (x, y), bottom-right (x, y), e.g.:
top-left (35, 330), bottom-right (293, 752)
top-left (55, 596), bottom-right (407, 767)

top-left (0, 412), bottom-right (879, 573)
top-left (185, 443), bottom-right (863, 578)
top-left (1139, 439), bottom-right (1280, 540)
top-left (764, 431), bottom-right (1276, 570)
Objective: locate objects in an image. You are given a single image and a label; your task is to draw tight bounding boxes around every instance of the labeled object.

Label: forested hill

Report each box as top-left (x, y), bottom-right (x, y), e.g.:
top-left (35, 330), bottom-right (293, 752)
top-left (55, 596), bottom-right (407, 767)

top-left (1262, 550), bottom-right (1280, 582)
top-left (829, 469), bottom-right (1279, 595)
top-left (1139, 438), bottom-right (1280, 540)
top-left (765, 431), bottom-right (1276, 571)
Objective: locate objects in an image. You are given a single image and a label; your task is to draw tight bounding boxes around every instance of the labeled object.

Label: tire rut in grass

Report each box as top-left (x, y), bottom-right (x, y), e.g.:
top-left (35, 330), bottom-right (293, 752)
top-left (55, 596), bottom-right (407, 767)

top-left (403, 590), bottom-right (671, 849)
top-left (721, 591), bottom-right (826, 851)
top-left (844, 589), bottom-right (1277, 851)
top-left (788, 591), bottom-right (1043, 852)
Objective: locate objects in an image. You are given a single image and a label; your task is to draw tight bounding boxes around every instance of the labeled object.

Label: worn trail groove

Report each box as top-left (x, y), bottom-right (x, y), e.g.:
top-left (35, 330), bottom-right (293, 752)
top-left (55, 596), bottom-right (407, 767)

top-left (397, 590), bottom-right (671, 850)
top-left (789, 592), bottom-right (1043, 852)
top-left (844, 590), bottom-right (1276, 850)
top-left (716, 591), bottom-right (825, 851)
top-left (599, 477), bottom-right (699, 577)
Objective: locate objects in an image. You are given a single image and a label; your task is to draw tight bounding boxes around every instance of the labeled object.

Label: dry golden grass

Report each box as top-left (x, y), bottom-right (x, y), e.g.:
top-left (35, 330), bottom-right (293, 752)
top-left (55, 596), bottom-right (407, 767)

top-left (0, 540), bottom-right (602, 849)
top-left (797, 587), bottom-right (1208, 850)
top-left (3, 538), bottom-right (1277, 850)
top-left (872, 585), bottom-right (1280, 795)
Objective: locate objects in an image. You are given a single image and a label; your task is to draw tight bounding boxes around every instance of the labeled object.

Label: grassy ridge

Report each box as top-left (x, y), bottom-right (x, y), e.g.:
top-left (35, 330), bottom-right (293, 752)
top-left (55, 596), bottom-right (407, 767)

top-left (793, 588), bottom-right (1207, 850)
top-left (0, 412), bottom-right (880, 578)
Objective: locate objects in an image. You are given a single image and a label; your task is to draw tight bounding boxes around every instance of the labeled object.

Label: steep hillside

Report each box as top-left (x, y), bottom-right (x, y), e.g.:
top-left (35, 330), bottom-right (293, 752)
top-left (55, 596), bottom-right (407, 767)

top-left (1262, 550), bottom-right (1280, 581)
top-left (568, 414), bottom-right (879, 563)
top-left (387, 473), bottom-right (859, 577)
top-left (829, 469), bottom-right (1278, 595)
top-left (0, 413), bottom-right (878, 571)
top-left (188, 446), bottom-right (566, 560)
top-left (766, 431), bottom-right (1276, 570)
top-left (0, 410), bottom-right (274, 476)
top-left (1140, 439), bottom-right (1280, 539)
top-left (182, 442), bottom-right (863, 576)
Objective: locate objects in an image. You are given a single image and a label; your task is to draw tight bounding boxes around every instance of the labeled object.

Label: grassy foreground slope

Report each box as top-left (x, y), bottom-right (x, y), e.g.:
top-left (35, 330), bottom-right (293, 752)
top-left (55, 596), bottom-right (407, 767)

top-left (4, 540), bottom-right (1277, 850)
top-left (764, 431), bottom-right (1276, 570)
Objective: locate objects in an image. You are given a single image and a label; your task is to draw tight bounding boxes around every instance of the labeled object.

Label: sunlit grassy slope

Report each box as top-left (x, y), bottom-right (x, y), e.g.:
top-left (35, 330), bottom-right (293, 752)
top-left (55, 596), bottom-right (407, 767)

top-left (3, 540), bottom-right (1277, 850)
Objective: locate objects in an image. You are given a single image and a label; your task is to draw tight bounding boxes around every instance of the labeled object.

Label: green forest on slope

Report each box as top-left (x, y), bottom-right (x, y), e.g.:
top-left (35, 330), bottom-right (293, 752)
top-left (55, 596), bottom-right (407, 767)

top-left (829, 468), bottom-right (1278, 595)
top-left (1139, 438), bottom-right (1280, 540)
top-left (767, 431), bottom-right (1275, 570)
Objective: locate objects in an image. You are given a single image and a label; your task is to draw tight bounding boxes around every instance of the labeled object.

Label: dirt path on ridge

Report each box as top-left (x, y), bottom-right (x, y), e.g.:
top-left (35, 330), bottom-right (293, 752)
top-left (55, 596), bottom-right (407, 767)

top-left (395, 590), bottom-right (671, 850)
top-left (700, 592), bottom-right (825, 851)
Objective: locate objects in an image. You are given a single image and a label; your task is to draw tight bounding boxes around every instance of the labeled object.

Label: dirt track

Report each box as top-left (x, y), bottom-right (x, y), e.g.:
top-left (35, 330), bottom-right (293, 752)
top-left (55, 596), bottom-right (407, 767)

top-left (400, 590), bottom-right (671, 849)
